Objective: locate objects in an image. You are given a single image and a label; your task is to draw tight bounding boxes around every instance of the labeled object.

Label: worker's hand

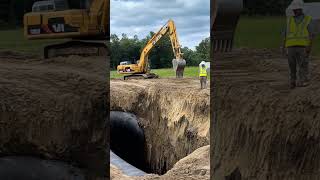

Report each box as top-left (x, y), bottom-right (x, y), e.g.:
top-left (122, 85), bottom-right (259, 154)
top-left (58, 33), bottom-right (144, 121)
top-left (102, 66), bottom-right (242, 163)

top-left (306, 46), bottom-right (312, 57)
top-left (280, 46), bottom-right (287, 56)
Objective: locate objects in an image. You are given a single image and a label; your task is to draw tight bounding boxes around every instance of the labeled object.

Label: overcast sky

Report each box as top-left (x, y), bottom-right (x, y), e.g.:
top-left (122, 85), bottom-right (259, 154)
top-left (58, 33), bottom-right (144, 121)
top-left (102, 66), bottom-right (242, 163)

top-left (110, 0), bottom-right (210, 49)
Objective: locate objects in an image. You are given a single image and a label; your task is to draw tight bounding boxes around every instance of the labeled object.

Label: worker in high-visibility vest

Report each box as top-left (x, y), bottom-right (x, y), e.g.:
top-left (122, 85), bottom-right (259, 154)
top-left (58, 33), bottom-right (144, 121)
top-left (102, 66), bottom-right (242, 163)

top-left (199, 62), bottom-right (208, 89)
top-left (282, 0), bottom-right (316, 89)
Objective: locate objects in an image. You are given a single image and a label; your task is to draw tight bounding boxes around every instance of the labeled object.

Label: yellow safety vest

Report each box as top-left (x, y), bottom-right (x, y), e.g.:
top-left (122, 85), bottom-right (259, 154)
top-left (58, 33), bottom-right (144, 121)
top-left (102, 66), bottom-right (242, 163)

top-left (199, 67), bottom-right (207, 77)
top-left (285, 15), bottom-right (312, 47)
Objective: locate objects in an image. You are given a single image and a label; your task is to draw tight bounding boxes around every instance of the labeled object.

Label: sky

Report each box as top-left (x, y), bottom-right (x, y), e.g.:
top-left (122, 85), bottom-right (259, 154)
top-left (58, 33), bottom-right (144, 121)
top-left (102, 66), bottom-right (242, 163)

top-left (110, 0), bottom-right (210, 49)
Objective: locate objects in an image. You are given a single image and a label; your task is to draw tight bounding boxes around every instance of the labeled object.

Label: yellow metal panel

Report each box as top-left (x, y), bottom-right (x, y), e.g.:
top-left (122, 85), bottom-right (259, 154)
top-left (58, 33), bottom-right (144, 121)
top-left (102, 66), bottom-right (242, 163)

top-left (25, 13), bottom-right (41, 25)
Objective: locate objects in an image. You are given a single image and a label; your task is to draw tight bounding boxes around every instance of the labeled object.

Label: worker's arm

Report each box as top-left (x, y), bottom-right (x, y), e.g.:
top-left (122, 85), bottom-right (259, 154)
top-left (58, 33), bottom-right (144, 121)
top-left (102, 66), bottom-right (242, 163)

top-left (306, 20), bottom-right (316, 57)
top-left (281, 27), bottom-right (287, 56)
top-left (306, 36), bottom-right (314, 57)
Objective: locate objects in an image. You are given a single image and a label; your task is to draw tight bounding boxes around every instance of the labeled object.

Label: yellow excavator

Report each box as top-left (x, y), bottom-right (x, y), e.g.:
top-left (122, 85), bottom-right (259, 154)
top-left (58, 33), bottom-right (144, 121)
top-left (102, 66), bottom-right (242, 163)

top-left (24, 0), bottom-right (109, 58)
top-left (117, 19), bottom-right (186, 80)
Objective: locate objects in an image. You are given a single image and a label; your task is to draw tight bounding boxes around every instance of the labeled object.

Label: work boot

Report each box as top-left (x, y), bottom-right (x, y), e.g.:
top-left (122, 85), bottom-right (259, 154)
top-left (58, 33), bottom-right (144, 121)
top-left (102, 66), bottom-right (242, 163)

top-left (290, 81), bottom-right (296, 89)
top-left (297, 81), bottom-right (309, 87)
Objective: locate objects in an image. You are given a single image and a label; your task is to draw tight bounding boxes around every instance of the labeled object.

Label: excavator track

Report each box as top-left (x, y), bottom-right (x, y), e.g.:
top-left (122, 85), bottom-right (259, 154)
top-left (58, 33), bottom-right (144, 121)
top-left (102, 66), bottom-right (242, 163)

top-left (123, 73), bottom-right (159, 80)
top-left (211, 0), bottom-right (243, 53)
top-left (44, 40), bottom-right (108, 59)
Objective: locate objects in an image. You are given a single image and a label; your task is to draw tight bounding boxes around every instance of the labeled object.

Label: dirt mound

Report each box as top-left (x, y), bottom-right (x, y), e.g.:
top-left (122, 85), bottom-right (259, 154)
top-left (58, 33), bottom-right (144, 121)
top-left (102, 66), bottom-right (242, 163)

top-left (212, 49), bottom-right (320, 179)
top-left (110, 78), bottom-right (210, 175)
top-left (111, 145), bottom-right (210, 180)
top-left (0, 52), bottom-right (108, 179)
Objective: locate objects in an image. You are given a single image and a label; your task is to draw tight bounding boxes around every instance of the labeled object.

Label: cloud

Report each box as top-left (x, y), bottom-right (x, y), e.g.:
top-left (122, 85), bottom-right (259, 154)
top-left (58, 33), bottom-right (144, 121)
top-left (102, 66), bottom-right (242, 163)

top-left (110, 0), bottom-right (210, 49)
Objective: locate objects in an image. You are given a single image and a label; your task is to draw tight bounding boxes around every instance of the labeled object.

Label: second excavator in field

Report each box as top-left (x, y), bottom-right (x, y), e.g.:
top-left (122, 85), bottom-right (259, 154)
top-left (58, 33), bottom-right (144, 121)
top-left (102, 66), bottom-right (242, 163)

top-left (24, 0), bottom-right (109, 58)
top-left (117, 19), bottom-right (186, 80)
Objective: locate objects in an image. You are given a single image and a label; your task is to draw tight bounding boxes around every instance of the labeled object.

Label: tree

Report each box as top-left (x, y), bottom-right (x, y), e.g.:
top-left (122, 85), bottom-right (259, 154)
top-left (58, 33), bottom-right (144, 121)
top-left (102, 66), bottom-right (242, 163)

top-left (195, 37), bottom-right (210, 63)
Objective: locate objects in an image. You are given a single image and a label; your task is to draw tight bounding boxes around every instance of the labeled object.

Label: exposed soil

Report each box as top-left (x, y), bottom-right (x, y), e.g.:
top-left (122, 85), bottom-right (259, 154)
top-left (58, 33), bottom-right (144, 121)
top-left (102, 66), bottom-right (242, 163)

top-left (211, 48), bottom-right (320, 180)
top-left (110, 78), bottom-right (210, 179)
top-left (0, 51), bottom-right (108, 179)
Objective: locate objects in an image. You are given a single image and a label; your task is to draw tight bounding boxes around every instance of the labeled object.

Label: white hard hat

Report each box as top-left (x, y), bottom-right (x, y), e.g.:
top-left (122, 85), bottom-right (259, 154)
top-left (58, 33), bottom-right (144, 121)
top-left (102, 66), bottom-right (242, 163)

top-left (289, 0), bottom-right (304, 10)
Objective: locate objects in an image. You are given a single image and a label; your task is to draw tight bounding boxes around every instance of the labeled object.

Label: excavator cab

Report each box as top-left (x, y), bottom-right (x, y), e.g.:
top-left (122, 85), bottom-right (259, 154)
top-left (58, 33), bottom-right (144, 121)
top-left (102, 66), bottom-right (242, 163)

top-left (211, 0), bottom-right (243, 53)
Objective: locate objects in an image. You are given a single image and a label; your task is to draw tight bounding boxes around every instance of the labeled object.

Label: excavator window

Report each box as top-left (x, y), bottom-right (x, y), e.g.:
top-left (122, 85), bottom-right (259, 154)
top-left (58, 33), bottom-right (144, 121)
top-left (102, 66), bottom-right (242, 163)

top-left (32, 1), bottom-right (56, 12)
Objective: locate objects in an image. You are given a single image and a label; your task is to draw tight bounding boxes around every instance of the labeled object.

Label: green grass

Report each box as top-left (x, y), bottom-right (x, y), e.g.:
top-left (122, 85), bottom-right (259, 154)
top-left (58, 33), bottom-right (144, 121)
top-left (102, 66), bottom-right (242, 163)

top-left (110, 66), bottom-right (207, 79)
top-left (0, 29), bottom-right (62, 54)
top-left (235, 16), bottom-right (320, 56)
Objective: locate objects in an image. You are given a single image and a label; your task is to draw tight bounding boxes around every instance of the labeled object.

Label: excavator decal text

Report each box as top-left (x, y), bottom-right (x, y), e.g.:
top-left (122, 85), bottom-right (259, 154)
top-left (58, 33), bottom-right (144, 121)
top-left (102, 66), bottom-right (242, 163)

top-left (52, 24), bottom-right (65, 33)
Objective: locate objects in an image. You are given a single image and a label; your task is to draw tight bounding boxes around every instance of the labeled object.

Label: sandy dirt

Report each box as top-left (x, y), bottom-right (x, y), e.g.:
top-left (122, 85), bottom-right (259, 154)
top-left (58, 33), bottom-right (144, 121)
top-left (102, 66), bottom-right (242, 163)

top-left (110, 78), bottom-right (210, 179)
top-left (0, 51), bottom-right (108, 179)
top-left (211, 48), bottom-right (320, 179)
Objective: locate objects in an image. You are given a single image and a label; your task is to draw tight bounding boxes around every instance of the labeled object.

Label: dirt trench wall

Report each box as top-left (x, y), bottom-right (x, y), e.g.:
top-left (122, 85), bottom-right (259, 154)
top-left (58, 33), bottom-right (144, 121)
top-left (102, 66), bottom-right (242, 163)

top-left (0, 53), bottom-right (108, 179)
top-left (212, 49), bottom-right (320, 180)
top-left (111, 79), bottom-right (210, 174)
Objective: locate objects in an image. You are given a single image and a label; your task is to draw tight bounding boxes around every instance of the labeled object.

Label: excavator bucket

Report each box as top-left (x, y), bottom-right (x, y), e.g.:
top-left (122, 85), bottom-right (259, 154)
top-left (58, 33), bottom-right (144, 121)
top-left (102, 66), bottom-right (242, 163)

top-left (211, 0), bottom-right (243, 52)
top-left (172, 59), bottom-right (186, 78)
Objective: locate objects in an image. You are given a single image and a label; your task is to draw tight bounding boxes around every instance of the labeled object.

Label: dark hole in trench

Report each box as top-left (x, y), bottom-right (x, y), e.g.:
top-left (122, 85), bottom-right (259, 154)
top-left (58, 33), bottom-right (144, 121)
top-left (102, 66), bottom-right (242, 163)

top-left (110, 111), bottom-right (147, 171)
top-left (110, 111), bottom-right (149, 173)
top-left (225, 168), bottom-right (242, 180)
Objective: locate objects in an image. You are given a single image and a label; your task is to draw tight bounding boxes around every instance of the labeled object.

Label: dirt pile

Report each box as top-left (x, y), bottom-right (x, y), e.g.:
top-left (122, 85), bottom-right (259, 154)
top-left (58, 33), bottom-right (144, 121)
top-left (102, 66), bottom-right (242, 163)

top-left (110, 78), bottom-right (210, 176)
top-left (212, 48), bottom-right (320, 179)
top-left (0, 51), bottom-right (108, 179)
top-left (111, 145), bottom-right (210, 180)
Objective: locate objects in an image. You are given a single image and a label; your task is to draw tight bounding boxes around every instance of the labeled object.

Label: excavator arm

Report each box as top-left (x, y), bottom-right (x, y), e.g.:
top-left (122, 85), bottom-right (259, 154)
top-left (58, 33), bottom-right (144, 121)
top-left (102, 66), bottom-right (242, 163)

top-left (138, 19), bottom-right (184, 73)
top-left (89, 0), bottom-right (109, 36)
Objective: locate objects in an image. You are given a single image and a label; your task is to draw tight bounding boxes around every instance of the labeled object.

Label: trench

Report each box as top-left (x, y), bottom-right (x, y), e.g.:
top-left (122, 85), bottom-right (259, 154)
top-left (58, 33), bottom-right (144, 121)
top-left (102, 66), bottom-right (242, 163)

top-left (110, 80), bottom-right (210, 176)
top-left (110, 108), bottom-right (205, 176)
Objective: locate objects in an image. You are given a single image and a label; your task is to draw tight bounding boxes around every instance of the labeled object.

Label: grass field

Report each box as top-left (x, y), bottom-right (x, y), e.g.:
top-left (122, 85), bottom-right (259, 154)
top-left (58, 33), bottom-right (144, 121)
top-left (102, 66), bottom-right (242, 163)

top-left (110, 66), bottom-right (206, 79)
top-left (235, 16), bottom-right (320, 56)
top-left (0, 29), bottom-right (62, 54)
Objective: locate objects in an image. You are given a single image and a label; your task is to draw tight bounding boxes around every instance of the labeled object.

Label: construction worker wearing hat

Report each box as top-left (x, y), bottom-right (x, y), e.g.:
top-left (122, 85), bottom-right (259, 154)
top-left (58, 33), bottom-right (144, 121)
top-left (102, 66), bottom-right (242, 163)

top-left (282, 0), bottom-right (316, 89)
top-left (199, 62), bottom-right (208, 89)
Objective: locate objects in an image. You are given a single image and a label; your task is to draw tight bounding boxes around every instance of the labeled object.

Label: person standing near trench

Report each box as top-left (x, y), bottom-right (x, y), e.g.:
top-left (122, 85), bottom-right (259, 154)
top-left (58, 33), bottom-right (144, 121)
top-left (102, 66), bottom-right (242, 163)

top-left (199, 62), bottom-right (208, 89)
top-left (282, 0), bottom-right (316, 89)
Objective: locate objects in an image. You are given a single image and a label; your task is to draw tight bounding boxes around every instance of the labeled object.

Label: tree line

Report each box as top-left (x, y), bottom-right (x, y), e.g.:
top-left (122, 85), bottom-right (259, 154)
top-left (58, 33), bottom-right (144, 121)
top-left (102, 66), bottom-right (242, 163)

top-left (243, 0), bottom-right (320, 15)
top-left (110, 32), bottom-right (210, 70)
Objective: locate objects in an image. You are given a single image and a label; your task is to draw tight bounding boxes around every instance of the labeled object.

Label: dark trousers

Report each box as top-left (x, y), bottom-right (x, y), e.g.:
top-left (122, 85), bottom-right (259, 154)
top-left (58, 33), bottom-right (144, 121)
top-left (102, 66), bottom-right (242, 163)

top-left (200, 76), bottom-right (207, 89)
top-left (287, 47), bottom-right (309, 83)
